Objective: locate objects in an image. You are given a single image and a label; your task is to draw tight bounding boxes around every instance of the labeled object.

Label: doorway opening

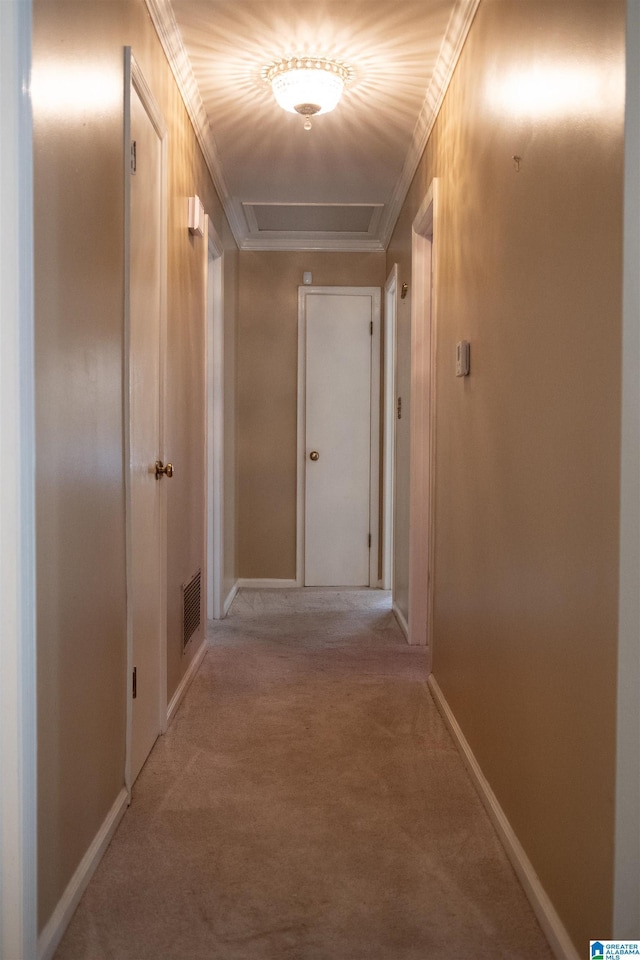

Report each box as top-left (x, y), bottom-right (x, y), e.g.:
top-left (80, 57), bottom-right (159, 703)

top-left (205, 219), bottom-right (224, 620)
top-left (408, 181), bottom-right (438, 657)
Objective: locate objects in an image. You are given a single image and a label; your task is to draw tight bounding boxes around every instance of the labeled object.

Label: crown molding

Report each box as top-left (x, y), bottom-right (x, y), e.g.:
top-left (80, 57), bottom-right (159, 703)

top-left (378, 0), bottom-right (481, 248)
top-left (144, 0), bottom-right (247, 246)
top-left (145, 0), bottom-right (480, 253)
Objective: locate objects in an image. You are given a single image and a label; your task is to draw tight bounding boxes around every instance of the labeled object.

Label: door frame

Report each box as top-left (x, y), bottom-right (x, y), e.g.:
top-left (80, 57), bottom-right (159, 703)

top-left (123, 49), bottom-right (169, 792)
top-left (614, 0), bottom-right (640, 932)
top-left (205, 218), bottom-right (225, 620)
top-left (407, 180), bottom-right (438, 655)
top-left (0, 1), bottom-right (37, 955)
top-left (383, 264), bottom-right (399, 591)
top-left (297, 285), bottom-right (381, 588)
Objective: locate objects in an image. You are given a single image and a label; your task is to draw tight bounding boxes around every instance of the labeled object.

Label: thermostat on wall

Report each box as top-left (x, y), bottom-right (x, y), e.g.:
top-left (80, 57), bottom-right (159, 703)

top-left (456, 340), bottom-right (470, 377)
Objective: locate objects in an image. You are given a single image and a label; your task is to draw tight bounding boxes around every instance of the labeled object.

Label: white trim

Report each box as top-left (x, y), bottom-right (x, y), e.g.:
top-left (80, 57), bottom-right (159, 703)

top-left (0, 2), bottom-right (37, 957)
top-left (369, 294), bottom-right (382, 588)
top-left (296, 294), bottom-right (307, 587)
top-left (143, 0), bottom-right (478, 252)
top-left (242, 202), bottom-right (259, 234)
top-left (123, 48), bottom-right (133, 792)
top-left (428, 677), bottom-right (579, 960)
top-left (205, 218), bottom-right (225, 620)
top-left (392, 602), bottom-right (409, 640)
top-left (297, 286), bottom-right (381, 588)
top-left (123, 50), bottom-right (169, 789)
top-left (222, 581), bottom-right (239, 617)
top-left (408, 182), bottom-right (438, 653)
top-left (614, 0), bottom-right (640, 935)
top-left (383, 264), bottom-right (399, 591)
top-left (37, 788), bottom-right (128, 960)
top-left (131, 55), bottom-right (167, 139)
top-left (236, 579), bottom-right (299, 590)
top-left (166, 639), bottom-right (206, 725)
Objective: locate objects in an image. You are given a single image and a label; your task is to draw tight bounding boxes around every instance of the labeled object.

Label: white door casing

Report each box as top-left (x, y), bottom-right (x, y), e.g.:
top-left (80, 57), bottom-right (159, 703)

top-left (0, 1), bottom-right (37, 956)
top-left (614, 0), bottom-right (640, 934)
top-left (124, 51), bottom-right (168, 789)
top-left (205, 218), bottom-right (224, 620)
top-left (297, 286), bottom-right (381, 587)
top-left (408, 181), bottom-right (438, 653)
top-left (383, 264), bottom-right (399, 592)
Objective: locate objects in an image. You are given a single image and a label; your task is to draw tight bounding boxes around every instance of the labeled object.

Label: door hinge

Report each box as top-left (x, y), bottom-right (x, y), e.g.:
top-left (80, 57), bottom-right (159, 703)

top-left (397, 396), bottom-right (402, 420)
top-left (130, 140), bottom-right (137, 174)
top-left (132, 666), bottom-right (137, 699)
top-left (370, 320), bottom-right (373, 335)
top-left (368, 533), bottom-right (372, 549)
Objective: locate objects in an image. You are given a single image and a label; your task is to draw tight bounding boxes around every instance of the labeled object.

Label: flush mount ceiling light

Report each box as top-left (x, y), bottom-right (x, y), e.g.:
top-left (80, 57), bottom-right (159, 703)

top-left (263, 57), bottom-right (351, 130)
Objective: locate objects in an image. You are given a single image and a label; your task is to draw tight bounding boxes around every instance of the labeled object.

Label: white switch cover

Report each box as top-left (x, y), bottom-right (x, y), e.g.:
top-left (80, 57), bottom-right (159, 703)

top-left (303, 271), bottom-right (313, 285)
top-left (456, 340), bottom-right (470, 377)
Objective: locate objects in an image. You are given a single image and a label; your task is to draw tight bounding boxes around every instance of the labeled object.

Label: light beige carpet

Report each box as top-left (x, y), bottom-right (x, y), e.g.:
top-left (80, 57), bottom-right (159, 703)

top-left (54, 588), bottom-right (554, 960)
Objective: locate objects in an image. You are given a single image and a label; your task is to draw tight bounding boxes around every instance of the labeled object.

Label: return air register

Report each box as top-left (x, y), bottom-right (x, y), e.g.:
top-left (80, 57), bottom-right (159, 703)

top-left (182, 568), bottom-right (201, 651)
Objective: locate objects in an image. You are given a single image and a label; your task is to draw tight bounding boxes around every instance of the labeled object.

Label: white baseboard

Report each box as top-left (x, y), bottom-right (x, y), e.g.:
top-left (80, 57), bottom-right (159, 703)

top-left (392, 602), bottom-right (409, 639)
top-left (167, 638), bottom-right (206, 725)
top-left (427, 676), bottom-right (580, 960)
top-left (38, 786), bottom-right (128, 960)
top-left (223, 580), bottom-right (238, 615)
top-left (236, 578), bottom-right (299, 589)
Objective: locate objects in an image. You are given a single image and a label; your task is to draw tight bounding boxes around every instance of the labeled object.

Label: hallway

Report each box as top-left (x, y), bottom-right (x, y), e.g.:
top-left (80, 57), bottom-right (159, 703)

top-left (55, 589), bottom-right (553, 960)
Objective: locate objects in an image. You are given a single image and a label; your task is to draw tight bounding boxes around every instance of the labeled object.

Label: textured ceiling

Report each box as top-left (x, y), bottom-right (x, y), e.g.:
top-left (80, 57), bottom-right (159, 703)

top-left (148, 0), bottom-right (480, 249)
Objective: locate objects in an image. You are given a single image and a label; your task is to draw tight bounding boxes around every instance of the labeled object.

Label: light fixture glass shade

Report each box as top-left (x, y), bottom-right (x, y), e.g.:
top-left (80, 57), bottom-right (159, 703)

top-left (265, 58), bottom-right (350, 118)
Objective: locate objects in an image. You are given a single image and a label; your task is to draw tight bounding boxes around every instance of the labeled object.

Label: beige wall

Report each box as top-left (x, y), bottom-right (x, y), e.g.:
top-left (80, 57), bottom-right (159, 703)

top-left (388, 0), bottom-right (624, 948)
top-left (237, 251), bottom-right (386, 580)
top-left (33, 0), bottom-right (237, 930)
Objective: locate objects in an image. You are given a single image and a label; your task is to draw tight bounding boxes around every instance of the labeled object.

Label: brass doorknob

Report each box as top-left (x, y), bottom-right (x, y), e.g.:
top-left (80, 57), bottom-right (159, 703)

top-left (155, 460), bottom-right (174, 479)
top-left (309, 451), bottom-right (320, 461)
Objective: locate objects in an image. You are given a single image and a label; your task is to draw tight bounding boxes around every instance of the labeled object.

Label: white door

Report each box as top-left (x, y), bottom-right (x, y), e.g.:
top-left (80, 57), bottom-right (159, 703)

top-left (303, 289), bottom-right (380, 586)
top-left (127, 60), bottom-right (167, 785)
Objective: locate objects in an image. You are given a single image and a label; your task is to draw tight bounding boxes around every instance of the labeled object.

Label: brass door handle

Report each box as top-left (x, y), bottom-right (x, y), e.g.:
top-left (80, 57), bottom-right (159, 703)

top-left (309, 451), bottom-right (320, 461)
top-left (155, 460), bottom-right (174, 479)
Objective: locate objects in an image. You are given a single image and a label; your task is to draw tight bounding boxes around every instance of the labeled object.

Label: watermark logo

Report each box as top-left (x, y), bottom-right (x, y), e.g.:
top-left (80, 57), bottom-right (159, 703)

top-left (591, 942), bottom-right (640, 959)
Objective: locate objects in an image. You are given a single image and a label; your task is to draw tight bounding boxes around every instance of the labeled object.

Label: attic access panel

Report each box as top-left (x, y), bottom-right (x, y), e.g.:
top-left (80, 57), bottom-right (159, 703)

top-left (243, 202), bottom-right (383, 235)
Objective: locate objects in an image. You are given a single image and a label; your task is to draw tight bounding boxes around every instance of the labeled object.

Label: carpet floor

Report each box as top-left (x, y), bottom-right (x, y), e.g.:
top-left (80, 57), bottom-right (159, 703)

top-left (54, 588), bottom-right (554, 960)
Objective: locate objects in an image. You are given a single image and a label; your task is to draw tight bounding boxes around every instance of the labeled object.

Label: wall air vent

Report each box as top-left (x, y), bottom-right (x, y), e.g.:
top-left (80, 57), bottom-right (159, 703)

top-left (182, 568), bottom-right (201, 651)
